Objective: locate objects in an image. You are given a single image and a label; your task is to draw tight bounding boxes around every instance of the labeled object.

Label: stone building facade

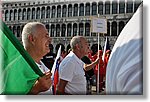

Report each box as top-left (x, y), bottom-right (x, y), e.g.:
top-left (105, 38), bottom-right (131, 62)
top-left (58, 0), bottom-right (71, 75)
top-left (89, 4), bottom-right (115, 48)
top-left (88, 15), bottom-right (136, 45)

top-left (1, 0), bottom-right (141, 51)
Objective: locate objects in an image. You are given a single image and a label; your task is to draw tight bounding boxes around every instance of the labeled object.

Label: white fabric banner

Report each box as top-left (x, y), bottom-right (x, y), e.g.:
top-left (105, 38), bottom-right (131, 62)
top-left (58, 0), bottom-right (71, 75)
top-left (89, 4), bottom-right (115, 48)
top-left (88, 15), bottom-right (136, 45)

top-left (106, 3), bottom-right (143, 95)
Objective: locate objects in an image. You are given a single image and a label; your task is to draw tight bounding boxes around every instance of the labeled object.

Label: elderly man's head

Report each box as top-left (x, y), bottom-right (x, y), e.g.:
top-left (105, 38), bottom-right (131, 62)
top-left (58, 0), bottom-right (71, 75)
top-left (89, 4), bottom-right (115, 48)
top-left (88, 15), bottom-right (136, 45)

top-left (22, 22), bottom-right (51, 57)
top-left (70, 36), bottom-right (89, 58)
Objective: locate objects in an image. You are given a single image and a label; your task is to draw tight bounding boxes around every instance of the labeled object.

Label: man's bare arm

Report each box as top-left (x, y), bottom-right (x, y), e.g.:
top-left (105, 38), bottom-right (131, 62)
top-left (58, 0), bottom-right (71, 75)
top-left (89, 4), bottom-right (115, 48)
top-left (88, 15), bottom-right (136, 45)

top-left (56, 79), bottom-right (69, 95)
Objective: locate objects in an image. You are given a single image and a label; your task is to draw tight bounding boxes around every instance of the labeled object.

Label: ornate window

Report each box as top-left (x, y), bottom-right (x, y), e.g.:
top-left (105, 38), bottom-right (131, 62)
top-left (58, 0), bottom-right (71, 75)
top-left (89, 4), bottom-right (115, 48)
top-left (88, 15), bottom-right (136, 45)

top-left (51, 6), bottom-right (56, 18)
top-left (68, 4), bottom-right (72, 17)
top-left (85, 3), bottom-right (90, 16)
top-left (79, 3), bottom-right (84, 16)
top-left (57, 5), bottom-right (61, 18)
top-left (32, 8), bottom-right (35, 19)
top-left (85, 23), bottom-right (90, 36)
top-left (92, 2), bottom-right (97, 15)
top-left (79, 23), bottom-right (83, 36)
top-left (62, 5), bottom-right (67, 17)
top-left (107, 22), bottom-right (110, 36)
top-left (67, 24), bottom-right (72, 36)
top-left (111, 21), bottom-right (117, 36)
top-left (56, 24), bottom-right (60, 37)
top-left (62, 24), bottom-right (66, 37)
top-left (119, 1), bottom-right (125, 13)
top-left (18, 9), bottom-right (22, 20)
top-left (126, 1), bottom-right (133, 13)
top-left (41, 7), bottom-right (45, 19)
top-left (51, 25), bottom-right (55, 37)
top-left (73, 23), bottom-right (77, 36)
top-left (17, 26), bottom-right (20, 37)
top-left (13, 26), bottom-right (16, 35)
top-left (27, 8), bottom-right (31, 20)
top-left (46, 6), bottom-right (50, 18)
top-left (98, 2), bottom-right (103, 15)
top-left (5, 10), bottom-right (9, 21)
top-left (112, 1), bottom-right (118, 14)
top-left (14, 9), bottom-right (17, 20)
top-left (10, 10), bottom-right (13, 21)
top-left (105, 1), bottom-right (110, 14)
top-left (74, 4), bottom-right (78, 16)
top-left (23, 9), bottom-right (27, 20)
top-left (36, 7), bottom-right (40, 19)
top-left (119, 21), bottom-right (125, 34)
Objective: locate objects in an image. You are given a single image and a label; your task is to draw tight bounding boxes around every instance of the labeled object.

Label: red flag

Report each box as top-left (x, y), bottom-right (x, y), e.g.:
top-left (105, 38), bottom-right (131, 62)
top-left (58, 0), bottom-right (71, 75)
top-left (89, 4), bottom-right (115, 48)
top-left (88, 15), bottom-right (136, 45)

top-left (53, 59), bottom-right (60, 94)
top-left (51, 46), bottom-right (61, 95)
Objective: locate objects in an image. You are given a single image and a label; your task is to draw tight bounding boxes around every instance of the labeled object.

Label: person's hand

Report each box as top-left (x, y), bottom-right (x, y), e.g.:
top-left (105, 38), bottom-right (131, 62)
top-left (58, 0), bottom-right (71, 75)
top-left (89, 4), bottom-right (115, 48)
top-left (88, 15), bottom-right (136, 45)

top-left (29, 72), bottom-right (52, 94)
top-left (38, 72), bottom-right (52, 92)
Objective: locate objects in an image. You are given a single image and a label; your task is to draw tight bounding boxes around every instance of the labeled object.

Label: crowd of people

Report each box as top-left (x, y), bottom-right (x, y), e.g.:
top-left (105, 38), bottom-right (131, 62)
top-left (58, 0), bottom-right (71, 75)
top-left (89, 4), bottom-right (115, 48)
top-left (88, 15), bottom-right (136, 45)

top-left (2, 3), bottom-right (142, 94)
top-left (21, 21), bottom-right (112, 95)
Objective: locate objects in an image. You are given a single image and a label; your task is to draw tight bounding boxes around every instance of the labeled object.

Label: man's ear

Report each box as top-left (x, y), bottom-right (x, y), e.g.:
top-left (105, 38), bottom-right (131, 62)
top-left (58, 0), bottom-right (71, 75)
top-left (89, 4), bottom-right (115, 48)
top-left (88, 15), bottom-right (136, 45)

top-left (76, 44), bottom-right (82, 50)
top-left (28, 34), bottom-right (35, 44)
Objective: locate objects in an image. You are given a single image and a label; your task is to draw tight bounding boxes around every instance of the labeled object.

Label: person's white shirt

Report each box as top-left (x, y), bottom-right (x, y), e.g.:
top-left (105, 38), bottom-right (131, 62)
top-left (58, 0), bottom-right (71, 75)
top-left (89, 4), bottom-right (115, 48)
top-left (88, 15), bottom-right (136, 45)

top-left (106, 4), bottom-right (143, 95)
top-left (59, 51), bottom-right (87, 95)
top-left (36, 61), bottom-right (53, 95)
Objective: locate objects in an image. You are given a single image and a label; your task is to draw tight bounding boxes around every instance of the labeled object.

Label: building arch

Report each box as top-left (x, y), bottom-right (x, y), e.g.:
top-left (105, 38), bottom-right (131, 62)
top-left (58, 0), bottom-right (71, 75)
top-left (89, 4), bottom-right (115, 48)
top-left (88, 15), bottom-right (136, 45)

top-left (27, 8), bottom-right (31, 20)
top-left (10, 10), bottom-right (13, 21)
top-left (85, 2), bottom-right (90, 16)
top-left (57, 5), bottom-right (61, 18)
top-left (51, 6), bottom-right (56, 18)
top-left (46, 6), bottom-right (50, 18)
top-left (41, 7), bottom-right (45, 19)
top-left (107, 22), bottom-right (110, 36)
top-left (32, 8), bottom-right (35, 19)
top-left (61, 24), bottom-right (66, 37)
top-left (62, 5), bottom-right (67, 17)
top-left (98, 1), bottom-right (103, 15)
top-left (85, 23), bottom-right (90, 36)
top-left (22, 8), bottom-right (26, 20)
top-left (79, 3), bottom-right (84, 16)
top-left (51, 24), bottom-right (55, 37)
top-left (73, 23), bottom-right (77, 36)
top-left (68, 4), bottom-right (72, 17)
top-left (56, 24), bottom-right (60, 37)
top-left (9, 26), bottom-right (12, 31)
top-left (73, 4), bottom-right (78, 16)
top-left (79, 23), bottom-right (84, 36)
top-left (36, 7), bottom-right (40, 19)
top-left (119, 21), bottom-right (125, 34)
top-left (67, 23), bottom-right (72, 37)
top-left (18, 9), bottom-right (22, 20)
top-left (119, 1), bottom-right (125, 13)
top-left (14, 9), bottom-right (17, 20)
top-left (92, 2), bottom-right (97, 15)
top-left (112, 1), bottom-right (118, 14)
top-left (126, 1), bottom-right (133, 13)
top-left (13, 26), bottom-right (17, 36)
top-left (111, 21), bottom-right (117, 36)
top-left (5, 10), bottom-right (9, 21)
top-left (105, 1), bottom-right (110, 14)
top-left (17, 26), bottom-right (21, 37)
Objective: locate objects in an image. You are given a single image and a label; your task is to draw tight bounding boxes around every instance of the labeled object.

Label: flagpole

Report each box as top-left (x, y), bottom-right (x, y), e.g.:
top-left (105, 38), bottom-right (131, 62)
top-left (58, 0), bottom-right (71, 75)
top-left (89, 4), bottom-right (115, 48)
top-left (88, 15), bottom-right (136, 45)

top-left (102, 36), bottom-right (107, 61)
top-left (97, 33), bottom-right (100, 94)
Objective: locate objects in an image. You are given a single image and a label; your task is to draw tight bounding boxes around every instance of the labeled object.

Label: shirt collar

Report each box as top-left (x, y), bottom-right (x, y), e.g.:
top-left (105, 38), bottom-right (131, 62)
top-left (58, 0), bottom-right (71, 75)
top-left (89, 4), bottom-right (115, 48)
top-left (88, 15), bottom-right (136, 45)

top-left (70, 51), bottom-right (85, 66)
top-left (36, 61), bottom-right (49, 73)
